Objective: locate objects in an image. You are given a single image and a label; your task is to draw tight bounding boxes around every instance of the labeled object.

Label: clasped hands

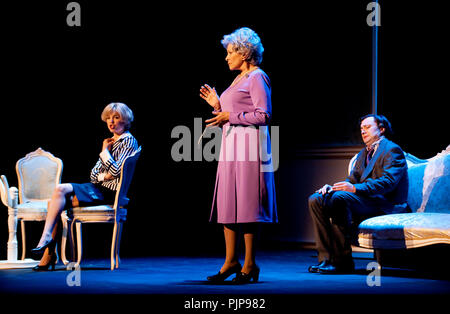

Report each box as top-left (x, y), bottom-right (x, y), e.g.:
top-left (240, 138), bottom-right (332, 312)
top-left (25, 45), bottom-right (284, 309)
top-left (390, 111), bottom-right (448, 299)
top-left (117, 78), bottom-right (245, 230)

top-left (316, 181), bottom-right (356, 195)
top-left (200, 84), bottom-right (230, 127)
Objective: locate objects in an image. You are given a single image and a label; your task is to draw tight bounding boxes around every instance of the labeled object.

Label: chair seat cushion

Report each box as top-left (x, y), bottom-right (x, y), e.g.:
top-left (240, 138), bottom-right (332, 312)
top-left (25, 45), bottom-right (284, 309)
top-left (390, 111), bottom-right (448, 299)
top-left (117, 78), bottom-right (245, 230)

top-left (358, 213), bottom-right (450, 249)
top-left (69, 205), bottom-right (127, 222)
top-left (16, 201), bottom-right (48, 220)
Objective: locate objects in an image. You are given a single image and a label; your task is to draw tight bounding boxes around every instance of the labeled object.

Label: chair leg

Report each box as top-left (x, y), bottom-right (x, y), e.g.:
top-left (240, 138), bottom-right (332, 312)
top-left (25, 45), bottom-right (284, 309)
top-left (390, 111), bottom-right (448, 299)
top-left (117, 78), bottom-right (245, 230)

top-left (70, 220), bottom-right (76, 262)
top-left (75, 222), bottom-right (82, 268)
top-left (20, 220), bottom-right (26, 260)
top-left (374, 249), bottom-right (383, 270)
top-left (61, 215), bottom-right (70, 265)
top-left (115, 222), bottom-right (123, 269)
top-left (7, 207), bottom-right (18, 261)
top-left (111, 223), bottom-right (118, 270)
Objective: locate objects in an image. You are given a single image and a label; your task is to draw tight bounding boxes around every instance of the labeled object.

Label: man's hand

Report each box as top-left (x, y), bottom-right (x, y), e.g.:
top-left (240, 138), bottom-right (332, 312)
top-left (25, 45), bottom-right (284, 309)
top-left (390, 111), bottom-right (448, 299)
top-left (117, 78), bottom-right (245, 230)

top-left (316, 184), bottom-right (332, 195)
top-left (332, 181), bottom-right (356, 193)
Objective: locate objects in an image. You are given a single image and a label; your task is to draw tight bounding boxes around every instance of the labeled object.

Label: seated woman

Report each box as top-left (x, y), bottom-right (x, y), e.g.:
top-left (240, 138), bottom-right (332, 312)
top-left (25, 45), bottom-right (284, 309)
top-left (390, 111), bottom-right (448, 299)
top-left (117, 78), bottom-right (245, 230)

top-left (31, 102), bottom-right (139, 271)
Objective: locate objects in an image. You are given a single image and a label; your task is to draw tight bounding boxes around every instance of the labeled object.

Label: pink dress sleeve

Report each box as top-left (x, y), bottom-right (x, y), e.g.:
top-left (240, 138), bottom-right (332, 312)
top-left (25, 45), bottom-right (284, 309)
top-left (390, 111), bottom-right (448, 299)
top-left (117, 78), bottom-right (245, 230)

top-left (228, 72), bottom-right (272, 126)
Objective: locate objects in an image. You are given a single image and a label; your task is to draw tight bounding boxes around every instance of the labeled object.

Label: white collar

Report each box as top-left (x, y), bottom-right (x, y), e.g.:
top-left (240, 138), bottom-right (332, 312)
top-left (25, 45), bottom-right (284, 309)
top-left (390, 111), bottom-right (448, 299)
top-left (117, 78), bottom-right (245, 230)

top-left (114, 131), bottom-right (132, 141)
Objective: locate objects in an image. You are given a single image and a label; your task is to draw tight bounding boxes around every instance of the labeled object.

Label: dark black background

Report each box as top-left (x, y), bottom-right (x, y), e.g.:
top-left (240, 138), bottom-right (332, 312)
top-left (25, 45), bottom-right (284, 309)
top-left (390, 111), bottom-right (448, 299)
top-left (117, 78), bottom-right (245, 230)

top-left (0, 1), bottom-right (447, 259)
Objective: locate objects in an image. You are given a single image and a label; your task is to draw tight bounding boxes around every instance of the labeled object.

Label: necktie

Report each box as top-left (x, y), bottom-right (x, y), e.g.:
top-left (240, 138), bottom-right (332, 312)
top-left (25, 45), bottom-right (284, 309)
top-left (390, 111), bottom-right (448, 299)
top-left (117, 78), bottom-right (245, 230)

top-left (366, 147), bottom-right (374, 166)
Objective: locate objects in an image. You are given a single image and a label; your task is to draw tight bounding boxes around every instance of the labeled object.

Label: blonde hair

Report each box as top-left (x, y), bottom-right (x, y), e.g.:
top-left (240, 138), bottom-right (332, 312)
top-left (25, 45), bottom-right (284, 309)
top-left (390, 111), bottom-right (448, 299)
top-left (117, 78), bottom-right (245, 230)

top-left (101, 102), bottom-right (134, 130)
top-left (221, 27), bottom-right (264, 65)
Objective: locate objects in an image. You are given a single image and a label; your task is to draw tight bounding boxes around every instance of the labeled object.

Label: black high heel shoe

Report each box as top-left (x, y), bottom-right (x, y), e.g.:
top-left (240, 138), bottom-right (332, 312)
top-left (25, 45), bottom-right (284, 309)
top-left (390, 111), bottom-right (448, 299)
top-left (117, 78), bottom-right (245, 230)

top-left (207, 263), bottom-right (242, 282)
top-left (33, 253), bottom-right (57, 271)
top-left (232, 266), bottom-right (260, 284)
top-left (31, 239), bottom-right (56, 260)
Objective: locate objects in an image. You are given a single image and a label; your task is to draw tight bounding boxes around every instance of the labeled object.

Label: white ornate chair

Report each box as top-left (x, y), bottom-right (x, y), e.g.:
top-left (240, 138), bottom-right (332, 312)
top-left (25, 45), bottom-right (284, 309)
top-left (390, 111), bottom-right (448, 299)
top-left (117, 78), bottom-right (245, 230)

top-left (0, 175), bottom-right (19, 265)
top-left (61, 147), bottom-right (141, 270)
top-left (0, 148), bottom-right (63, 266)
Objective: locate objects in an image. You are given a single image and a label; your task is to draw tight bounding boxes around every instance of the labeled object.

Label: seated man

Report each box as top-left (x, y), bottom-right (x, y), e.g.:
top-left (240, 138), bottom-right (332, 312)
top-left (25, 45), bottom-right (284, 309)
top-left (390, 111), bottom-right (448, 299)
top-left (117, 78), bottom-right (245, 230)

top-left (308, 114), bottom-right (409, 274)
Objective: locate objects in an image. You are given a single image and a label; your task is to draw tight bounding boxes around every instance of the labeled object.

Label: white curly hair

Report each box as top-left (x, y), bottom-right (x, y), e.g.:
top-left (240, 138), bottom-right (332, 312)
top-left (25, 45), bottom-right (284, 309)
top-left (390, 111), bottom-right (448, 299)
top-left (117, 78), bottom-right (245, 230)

top-left (221, 27), bottom-right (264, 66)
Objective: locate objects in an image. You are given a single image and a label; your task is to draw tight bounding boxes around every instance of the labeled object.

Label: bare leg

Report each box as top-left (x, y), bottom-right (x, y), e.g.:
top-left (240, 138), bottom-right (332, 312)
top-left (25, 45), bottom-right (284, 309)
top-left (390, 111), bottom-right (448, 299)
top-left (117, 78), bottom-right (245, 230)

top-left (38, 189), bottom-right (79, 266)
top-left (38, 221), bottom-right (60, 266)
top-left (241, 223), bottom-right (259, 274)
top-left (220, 224), bottom-right (240, 273)
top-left (37, 184), bottom-right (74, 247)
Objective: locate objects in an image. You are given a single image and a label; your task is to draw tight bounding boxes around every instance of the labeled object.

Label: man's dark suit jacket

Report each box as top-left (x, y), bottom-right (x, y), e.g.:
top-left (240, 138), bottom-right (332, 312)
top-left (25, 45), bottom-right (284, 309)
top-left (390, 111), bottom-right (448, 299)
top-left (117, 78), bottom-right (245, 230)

top-left (346, 138), bottom-right (409, 214)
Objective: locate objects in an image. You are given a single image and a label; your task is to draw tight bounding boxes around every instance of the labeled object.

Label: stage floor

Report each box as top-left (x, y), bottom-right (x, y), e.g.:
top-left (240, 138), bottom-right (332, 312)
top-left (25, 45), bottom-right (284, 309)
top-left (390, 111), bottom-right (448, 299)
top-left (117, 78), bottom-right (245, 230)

top-left (0, 250), bottom-right (450, 313)
top-left (0, 249), bottom-right (448, 310)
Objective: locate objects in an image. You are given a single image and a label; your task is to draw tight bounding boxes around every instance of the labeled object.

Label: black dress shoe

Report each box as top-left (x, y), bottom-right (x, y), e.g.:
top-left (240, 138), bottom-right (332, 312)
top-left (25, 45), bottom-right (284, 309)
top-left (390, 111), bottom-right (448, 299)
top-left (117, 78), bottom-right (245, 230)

top-left (308, 260), bottom-right (331, 273)
top-left (232, 266), bottom-right (260, 284)
top-left (318, 260), bottom-right (355, 274)
top-left (33, 254), bottom-right (57, 271)
top-left (31, 239), bottom-right (56, 260)
top-left (207, 263), bottom-right (242, 282)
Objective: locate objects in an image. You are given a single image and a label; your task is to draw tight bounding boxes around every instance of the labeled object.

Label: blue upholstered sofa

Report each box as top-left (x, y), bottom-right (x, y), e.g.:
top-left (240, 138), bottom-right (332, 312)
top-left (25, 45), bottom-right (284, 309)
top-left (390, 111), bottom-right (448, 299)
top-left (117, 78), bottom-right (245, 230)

top-left (356, 146), bottom-right (450, 266)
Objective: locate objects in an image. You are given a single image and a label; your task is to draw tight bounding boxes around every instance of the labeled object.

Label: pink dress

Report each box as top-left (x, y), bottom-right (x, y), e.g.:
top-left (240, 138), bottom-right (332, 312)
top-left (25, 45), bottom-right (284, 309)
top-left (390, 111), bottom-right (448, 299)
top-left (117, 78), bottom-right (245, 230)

top-left (210, 69), bottom-right (277, 224)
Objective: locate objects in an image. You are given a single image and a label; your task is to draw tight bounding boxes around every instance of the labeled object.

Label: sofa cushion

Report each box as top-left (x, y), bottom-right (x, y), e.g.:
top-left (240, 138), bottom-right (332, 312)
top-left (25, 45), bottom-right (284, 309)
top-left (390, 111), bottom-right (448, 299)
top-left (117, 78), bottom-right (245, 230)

top-left (358, 213), bottom-right (450, 249)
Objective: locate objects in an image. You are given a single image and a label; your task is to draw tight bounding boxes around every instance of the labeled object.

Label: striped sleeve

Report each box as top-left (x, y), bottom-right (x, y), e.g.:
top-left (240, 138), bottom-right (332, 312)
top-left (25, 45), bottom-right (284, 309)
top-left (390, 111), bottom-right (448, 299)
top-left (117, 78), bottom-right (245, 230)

top-left (90, 159), bottom-right (104, 183)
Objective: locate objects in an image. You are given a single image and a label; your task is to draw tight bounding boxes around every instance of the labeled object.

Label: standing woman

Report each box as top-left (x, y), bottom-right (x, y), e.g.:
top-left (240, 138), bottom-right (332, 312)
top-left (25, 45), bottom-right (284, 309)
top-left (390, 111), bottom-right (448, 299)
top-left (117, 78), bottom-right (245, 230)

top-left (31, 102), bottom-right (139, 270)
top-left (200, 27), bottom-right (277, 284)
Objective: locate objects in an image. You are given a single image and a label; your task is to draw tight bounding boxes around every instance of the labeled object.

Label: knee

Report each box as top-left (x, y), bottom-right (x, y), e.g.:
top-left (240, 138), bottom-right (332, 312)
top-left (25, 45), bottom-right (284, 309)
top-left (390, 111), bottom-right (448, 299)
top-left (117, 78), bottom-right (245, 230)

top-left (53, 184), bottom-right (72, 197)
top-left (308, 192), bottom-right (323, 213)
top-left (328, 192), bottom-right (356, 223)
top-left (329, 191), bottom-right (352, 206)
